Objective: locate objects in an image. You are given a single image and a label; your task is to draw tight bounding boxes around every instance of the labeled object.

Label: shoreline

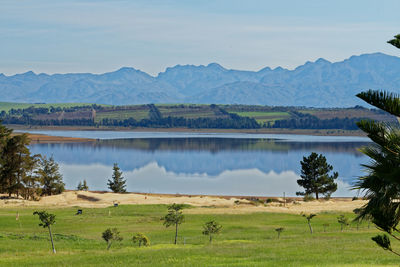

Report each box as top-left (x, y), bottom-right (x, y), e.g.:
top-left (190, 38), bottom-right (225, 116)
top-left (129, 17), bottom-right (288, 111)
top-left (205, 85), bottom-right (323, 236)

top-left (9, 124), bottom-right (366, 137)
top-left (12, 132), bottom-right (95, 143)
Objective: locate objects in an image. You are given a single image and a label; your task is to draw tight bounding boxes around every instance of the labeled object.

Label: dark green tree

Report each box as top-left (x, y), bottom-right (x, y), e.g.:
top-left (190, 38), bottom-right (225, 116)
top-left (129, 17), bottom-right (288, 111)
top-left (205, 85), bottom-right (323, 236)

top-left (102, 228), bottom-right (123, 250)
top-left (37, 155), bottom-right (65, 196)
top-left (296, 152), bottom-right (338, 199)
top-left (132, 233), bottom-right (150, 247)
top-left (33, 210), bottom-right (57, 253)
top-left (107, 163), bottom-right (126, 193)
top-left (162, 203), bottom-right (185, 245)
top-left (202, 220), bottom-right (222, 244)
top-left (353, 34), bottom-right (400, 256)
top-left (0, 121), bottom-right (12, 149)
top-left (0, 134), bottom-right (32, 197)
top-left (21, 154), bottom-right (40, 200)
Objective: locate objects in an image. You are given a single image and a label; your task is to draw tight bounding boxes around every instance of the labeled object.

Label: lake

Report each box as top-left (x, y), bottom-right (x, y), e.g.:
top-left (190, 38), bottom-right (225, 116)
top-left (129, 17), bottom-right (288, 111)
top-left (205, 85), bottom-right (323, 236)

top-left (25, 130), bottom-right (371, 197)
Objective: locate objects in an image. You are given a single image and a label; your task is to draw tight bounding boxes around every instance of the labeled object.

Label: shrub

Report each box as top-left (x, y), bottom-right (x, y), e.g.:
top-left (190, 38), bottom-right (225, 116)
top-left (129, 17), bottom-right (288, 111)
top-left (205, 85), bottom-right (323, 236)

top-left (132, 233), bottom-right (150, 247)
top-left (303, 194), bottom-right (315, 202)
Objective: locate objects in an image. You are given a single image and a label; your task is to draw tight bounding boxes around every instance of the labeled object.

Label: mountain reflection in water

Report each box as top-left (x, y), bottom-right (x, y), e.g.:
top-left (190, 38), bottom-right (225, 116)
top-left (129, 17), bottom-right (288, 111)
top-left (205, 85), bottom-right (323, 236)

top-left (29, 137), bottom-right (370, 196)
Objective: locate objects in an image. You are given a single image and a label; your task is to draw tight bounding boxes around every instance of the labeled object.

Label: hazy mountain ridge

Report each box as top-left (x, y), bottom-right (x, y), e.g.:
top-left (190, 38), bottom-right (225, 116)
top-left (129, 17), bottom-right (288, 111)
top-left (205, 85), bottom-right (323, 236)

top-left (1, 52), bottom-right (400, 107)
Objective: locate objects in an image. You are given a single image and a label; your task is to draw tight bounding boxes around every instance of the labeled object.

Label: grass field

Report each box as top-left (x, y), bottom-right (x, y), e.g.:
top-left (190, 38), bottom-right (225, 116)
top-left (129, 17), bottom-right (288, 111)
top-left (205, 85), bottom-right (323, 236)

top-left (95, 109), bottom-right (150, 123)
top-left (232, 111), bottom-right (291, 124)
top-left (0, 204), bottom-right (397, 266)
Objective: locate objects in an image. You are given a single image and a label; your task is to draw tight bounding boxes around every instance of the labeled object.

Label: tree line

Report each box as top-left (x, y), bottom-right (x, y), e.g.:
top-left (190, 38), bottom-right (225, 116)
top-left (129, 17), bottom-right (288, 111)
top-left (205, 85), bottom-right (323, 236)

top-left (269, 111), bottom-right (363, 130)
top-left (0, 123), bottom-right (65, 199)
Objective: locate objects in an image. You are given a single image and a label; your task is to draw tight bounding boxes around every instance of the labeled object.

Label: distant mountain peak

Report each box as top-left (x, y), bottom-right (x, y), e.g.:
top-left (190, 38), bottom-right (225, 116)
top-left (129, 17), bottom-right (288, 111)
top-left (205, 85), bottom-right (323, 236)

top-left (258, 66), bottom-right (271, 72)
top-left (272, 66), bottom-right (286, 72)
top-left (315, 58), bottom-right (331, 64)
top-left (116, 67), bottom-right (139, 73)
top-left (22, 71), bottom-right (36, 76)
top-left (206, 63), bottom-right (225, 71)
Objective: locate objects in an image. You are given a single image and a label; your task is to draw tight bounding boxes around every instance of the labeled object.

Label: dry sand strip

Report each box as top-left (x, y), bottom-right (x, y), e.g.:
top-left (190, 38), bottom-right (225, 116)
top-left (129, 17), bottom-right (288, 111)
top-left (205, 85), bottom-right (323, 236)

top-left (0, 191), bottom-right (367, 214)
top-left (13, 133), bottom-right (94, 143)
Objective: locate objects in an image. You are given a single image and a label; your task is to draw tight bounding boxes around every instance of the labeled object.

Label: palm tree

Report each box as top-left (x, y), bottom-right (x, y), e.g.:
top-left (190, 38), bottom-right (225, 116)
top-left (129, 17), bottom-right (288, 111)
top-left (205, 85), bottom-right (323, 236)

top-left (355, 88), bottom-right (400, 256)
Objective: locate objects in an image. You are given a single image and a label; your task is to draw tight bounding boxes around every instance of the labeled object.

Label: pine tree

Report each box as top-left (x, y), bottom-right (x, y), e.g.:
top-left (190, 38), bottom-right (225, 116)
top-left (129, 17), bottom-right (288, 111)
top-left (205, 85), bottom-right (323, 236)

top-left (107, 163), bottom-right (126, 193)
top-left (37, 155), bottom-right (65, 196)
top-left (296, 152), bottom-right (338, 200)
top-left (0, 134), bottom-right (32, 197)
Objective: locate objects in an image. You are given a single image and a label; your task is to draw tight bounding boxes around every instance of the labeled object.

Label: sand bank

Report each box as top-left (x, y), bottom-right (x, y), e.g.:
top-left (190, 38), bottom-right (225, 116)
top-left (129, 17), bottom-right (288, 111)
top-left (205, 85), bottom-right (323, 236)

top-left (0, 191), bottom-right (366, 214)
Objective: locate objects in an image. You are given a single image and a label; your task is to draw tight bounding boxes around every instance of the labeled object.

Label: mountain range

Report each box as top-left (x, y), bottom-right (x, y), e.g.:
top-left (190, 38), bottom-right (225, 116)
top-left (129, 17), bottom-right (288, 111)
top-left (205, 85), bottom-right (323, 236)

top-left (2, 52), bottom-right (400, 107)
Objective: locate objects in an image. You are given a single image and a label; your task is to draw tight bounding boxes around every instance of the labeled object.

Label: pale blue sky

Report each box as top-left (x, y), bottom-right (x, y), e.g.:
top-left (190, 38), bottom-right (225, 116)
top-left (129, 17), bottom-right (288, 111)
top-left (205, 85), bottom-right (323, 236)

top-left (1, 0), bottom-right (400, 75)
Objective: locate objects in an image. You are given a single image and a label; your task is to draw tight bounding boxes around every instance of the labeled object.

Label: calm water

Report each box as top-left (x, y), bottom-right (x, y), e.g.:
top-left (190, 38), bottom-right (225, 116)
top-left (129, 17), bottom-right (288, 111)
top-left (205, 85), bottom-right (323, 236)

top-left (25, 131), bottom-right (371, 197)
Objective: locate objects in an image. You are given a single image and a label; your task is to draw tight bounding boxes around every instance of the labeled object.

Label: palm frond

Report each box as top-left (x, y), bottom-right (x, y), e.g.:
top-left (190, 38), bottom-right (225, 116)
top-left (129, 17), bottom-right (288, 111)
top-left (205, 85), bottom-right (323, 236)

top-left (356, 90), bottom-right (400, 117)
top-left (388, 34), bottom-right (400, 49)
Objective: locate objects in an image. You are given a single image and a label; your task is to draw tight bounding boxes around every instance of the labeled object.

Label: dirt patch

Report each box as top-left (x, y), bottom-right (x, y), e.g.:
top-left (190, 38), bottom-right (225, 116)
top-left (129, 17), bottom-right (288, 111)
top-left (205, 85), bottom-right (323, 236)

top-left (12, 133), bottom-right (94, 143)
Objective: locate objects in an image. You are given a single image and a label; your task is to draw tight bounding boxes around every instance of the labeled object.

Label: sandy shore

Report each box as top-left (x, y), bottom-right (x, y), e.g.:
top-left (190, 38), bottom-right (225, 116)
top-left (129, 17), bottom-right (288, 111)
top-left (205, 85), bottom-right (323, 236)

top-left (13, 133), bottom-right (94, 143)
top-left (9, 125), bottom-right (365, 137)
top-left (0, 191), bottom-right (366, 214)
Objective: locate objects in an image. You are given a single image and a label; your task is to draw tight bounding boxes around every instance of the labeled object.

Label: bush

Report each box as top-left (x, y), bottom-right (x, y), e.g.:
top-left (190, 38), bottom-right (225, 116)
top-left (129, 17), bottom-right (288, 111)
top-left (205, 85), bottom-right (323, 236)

top-left (132, 233), bottom-right (150, 247)
top-left (303, 194), bottom-right (315, 202)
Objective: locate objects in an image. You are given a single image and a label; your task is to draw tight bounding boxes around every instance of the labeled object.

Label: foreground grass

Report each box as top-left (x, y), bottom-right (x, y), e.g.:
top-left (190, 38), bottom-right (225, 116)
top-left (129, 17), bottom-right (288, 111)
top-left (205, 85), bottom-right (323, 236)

top-left (0, 205), bottom-right (397, 266)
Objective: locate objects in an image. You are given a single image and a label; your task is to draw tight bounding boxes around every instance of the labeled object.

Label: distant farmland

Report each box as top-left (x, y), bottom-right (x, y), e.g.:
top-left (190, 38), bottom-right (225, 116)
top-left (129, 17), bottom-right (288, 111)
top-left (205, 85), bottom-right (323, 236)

top-left (0, 102), bottom-right (396, 130)
top-left (0, 102), bottom-right (108, 112)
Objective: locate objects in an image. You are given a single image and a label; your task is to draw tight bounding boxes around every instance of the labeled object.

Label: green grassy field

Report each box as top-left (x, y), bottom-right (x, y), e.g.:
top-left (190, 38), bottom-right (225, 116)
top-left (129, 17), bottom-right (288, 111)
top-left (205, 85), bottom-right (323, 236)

top-left (95, 109), bottom-right (150, 123)
top-left (231, 111), bottom-right (291, 124)
top-left (0, 204), bottom-right (397, 266)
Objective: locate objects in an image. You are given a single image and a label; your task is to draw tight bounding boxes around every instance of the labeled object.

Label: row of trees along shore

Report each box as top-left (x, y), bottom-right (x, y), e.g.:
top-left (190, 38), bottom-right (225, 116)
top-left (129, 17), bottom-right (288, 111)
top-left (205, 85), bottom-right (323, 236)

top-left (0, 123), bottom-right (65, 199)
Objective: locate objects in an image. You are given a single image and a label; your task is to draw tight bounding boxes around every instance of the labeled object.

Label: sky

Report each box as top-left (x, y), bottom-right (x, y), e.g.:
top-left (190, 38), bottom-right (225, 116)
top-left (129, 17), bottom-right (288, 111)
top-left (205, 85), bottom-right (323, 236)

top-left (1, 0), bottom-right (400, 76)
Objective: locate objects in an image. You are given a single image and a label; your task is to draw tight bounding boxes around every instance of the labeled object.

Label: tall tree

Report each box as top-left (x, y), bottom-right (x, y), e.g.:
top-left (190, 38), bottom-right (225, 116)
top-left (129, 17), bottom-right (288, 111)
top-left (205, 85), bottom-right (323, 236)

top-left (37, 155), bottom-right (65, 196)
top-left (162, 203), bottom-right (185, 245)
top-left (0, 134), bottom-right (31, 197)
top-left (353, 34), bottom-right (400, 256)
top-left (296, 152), bottom-right (338, 199)
top-left (0, 122), bottom-right (12, 149)
top-left (20, 154), bottom-right (40, 200)
top-left (107, 163), bottom-right (126, 193)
